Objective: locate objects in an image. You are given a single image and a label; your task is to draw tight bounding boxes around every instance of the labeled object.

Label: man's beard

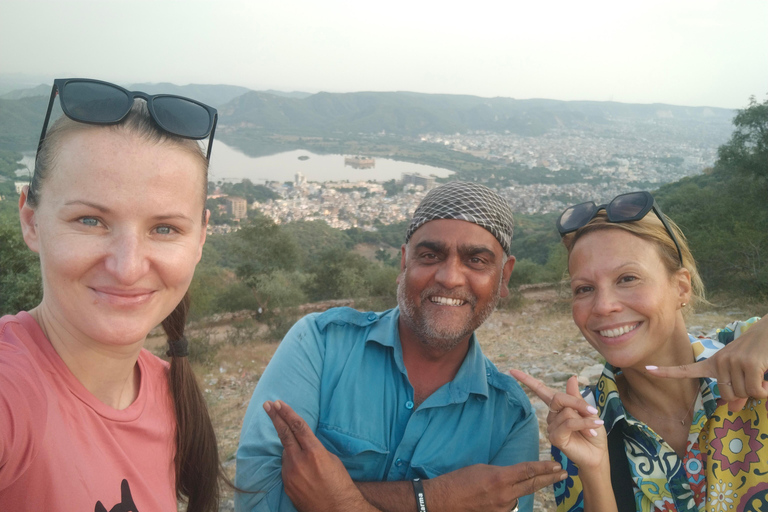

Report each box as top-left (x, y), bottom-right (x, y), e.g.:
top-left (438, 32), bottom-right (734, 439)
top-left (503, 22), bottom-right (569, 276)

top-left (396, 273), bottom-right (502, 353)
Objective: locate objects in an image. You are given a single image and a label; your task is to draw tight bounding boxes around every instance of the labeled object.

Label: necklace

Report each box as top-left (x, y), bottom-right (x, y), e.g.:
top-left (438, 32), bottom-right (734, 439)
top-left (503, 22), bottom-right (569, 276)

top-left (625, 386), bottom-right (699, 426)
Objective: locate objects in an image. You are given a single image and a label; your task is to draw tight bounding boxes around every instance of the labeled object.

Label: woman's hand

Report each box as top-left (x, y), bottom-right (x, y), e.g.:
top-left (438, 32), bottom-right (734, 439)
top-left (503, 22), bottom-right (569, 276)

top-left (264, 400), bottom-right (380, 512)
top-left (646, 316), bottom-right (768, 411)
top-left (509, 370), bottom-right (609, 471)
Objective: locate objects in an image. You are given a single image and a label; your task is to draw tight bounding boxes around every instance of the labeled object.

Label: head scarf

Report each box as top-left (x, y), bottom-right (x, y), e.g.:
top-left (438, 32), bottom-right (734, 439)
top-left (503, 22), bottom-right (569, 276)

top-left (405, 181), bottom-right (515, 255)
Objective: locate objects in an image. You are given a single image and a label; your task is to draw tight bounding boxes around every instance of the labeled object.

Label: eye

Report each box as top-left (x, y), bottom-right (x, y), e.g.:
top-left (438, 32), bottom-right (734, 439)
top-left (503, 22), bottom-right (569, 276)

top-left (78, 217), bottom-right (100, 227)
top-left (619, 275), bottom-right (638, 284)
top-left (154, 225), bottom-right (178, 236)
top-left (573, 285), bottom-right (593, 296)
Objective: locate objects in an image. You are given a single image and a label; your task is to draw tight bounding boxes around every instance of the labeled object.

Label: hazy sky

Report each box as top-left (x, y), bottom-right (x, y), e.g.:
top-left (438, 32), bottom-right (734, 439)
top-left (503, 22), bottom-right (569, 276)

top-left (2, 0), bottom-right (766, 108)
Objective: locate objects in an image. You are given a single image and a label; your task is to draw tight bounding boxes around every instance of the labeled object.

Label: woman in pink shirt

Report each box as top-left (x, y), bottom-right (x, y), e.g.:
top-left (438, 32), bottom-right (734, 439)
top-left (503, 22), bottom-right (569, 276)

top-left (0, 78), bottom-right (223, 511)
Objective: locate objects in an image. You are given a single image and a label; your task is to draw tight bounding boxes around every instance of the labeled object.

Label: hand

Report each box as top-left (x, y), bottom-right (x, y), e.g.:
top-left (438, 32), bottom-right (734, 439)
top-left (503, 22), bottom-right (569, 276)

top-left (645, 316), bottom-right (768, 412)
top-left (509, 369), bottom-right (608, 471)
top-left (425, 460), bottom-right (568, 512)
top-left (264, 400), bottom-right (380, 512)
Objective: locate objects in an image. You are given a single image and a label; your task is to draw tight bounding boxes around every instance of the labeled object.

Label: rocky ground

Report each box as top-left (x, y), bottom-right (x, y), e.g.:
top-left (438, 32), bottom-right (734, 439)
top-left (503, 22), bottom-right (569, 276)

top-left (157, 286), bottom-right (749, 511)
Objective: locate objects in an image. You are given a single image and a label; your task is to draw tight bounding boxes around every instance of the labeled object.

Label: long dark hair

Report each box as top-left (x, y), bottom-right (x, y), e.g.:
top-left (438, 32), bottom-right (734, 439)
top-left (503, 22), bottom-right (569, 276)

top-left (162, 293), bottom-right (226, 512)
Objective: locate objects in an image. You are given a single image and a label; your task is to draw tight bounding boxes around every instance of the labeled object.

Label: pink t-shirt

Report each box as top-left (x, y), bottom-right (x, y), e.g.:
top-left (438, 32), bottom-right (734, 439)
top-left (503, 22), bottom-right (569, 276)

top-left (0, 312), bottom-right (177, 511)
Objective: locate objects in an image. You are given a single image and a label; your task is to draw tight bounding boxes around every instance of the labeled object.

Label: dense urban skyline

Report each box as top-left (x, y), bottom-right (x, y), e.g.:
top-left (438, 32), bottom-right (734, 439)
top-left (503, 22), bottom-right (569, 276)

top-left (1, 0), bottom-right (767, 109)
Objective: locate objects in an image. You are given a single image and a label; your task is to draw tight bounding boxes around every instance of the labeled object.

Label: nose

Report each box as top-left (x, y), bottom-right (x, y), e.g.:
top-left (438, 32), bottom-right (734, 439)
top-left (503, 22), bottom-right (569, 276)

top-left (592, 286), bottom-right (622, 316)
top-left (434, 255), bottom-right (466, 289)
top-left (104, 229), bottom-right (150, 284)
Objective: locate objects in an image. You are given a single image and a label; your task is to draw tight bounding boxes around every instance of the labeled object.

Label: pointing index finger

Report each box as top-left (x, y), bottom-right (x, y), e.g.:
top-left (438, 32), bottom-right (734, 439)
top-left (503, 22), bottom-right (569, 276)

top-left (646, 359), bottom-right (715, 379)
top-left (509, 368), bottom-right (556, 404)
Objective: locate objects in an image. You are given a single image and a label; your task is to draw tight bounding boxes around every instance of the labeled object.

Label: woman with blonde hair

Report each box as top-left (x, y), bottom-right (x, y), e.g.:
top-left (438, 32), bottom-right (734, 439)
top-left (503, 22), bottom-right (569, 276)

top-left (512, 191), bottom-right (767, 512)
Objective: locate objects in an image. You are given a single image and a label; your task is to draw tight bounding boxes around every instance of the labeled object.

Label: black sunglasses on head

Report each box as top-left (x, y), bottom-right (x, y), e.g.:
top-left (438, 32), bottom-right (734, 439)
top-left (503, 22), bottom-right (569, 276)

top-left (37, 78), bottom-right (218, 160)
top-left (556, 191), bottom-right (684, 265)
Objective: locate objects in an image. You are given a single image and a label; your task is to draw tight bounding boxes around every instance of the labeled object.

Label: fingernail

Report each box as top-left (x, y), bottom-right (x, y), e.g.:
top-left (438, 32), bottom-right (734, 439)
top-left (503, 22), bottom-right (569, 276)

top-left (589, 429), bottom-right (597, 437)
top-left (552, 464), bottom-right (562, 472)
top-left (263, 402), bottom-right (272, 412)
top-left (587, 406), bottom-right (598, 415)
top-left (594, 419), bottom-right (604, 425)
top-left (646, 365), bottom-right (658, 370)
top-left (558, 471), bottom-right (568, 481)
top-left (274, 401), bottom-right (282, 410)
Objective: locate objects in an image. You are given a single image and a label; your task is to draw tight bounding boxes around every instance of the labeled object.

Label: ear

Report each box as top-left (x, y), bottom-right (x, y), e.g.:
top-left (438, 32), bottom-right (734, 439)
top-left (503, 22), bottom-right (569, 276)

top-left (675, 267), bottom-right (692, 307)
top-left (396, 244), bottom-right (407, 284)
top-left (498, 255), bottom-right (516, 298)
top-left (18, 186), bottom-right (40, 253)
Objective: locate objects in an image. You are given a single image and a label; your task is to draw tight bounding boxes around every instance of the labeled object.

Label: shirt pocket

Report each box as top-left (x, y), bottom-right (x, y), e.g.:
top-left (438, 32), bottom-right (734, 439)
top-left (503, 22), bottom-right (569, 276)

top-left (316, 424), bottom-right (389, 481)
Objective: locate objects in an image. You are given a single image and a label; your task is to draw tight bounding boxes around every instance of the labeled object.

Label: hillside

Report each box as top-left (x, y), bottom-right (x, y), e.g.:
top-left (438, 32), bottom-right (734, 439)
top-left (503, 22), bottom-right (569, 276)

top-left (0, 80), bottom-right (735, 155)
top-left (218, 90), bottom-right (735, 138)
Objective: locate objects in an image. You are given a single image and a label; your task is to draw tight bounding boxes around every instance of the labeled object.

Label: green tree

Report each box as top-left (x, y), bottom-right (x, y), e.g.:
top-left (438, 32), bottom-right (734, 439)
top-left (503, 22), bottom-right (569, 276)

top-left (716, 96), bottom-right (768, 185)
top-left (0, 203), bottom-right (42, 314)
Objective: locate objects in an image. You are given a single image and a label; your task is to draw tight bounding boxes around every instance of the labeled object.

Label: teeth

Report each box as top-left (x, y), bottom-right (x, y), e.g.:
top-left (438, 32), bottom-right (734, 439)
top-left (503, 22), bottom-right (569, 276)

top-left (599, 323), bottom-right (639, 338)
top-left (431, 296), bottom-right (465, 306)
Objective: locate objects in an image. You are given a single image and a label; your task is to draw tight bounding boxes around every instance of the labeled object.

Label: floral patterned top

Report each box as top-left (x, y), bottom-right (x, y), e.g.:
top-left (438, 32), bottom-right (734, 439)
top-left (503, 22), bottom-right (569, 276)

top-left (553, 318), bottom-right (767, 512)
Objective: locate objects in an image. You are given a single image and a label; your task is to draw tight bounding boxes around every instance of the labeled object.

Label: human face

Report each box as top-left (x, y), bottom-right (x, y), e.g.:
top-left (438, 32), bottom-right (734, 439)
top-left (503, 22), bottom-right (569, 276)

top-left (19, 127), bottom-right (207, 350)
top-left (397, 219), bottom-right (515, 352)
top-left (568, 229), bottom-right (691, 369)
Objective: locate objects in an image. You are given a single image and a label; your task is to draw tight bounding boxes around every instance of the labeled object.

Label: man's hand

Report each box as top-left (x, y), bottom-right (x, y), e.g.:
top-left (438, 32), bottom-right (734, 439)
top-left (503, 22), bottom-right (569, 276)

top-left (424, 460), bottom-right (567, 512)
top-left (645, 316), bottom-right (768, 411)
top-left (264, 400), bottom-right (380, 512)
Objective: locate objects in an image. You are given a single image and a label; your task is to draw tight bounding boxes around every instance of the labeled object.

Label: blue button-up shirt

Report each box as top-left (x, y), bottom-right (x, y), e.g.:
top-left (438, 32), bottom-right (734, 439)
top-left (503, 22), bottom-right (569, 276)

top-left (236, 307), bottom-right (538, 511)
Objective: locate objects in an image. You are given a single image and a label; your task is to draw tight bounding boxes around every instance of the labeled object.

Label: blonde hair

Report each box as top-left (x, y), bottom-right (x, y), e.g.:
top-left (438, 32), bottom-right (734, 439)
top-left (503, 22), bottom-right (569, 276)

top-left (561, 210), bottom-right (705, 311)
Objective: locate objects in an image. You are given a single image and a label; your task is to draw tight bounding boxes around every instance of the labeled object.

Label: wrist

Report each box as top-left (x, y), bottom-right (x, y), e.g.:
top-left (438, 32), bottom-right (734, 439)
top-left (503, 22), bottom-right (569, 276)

top-left (412, 478), bottom-right (427, 512)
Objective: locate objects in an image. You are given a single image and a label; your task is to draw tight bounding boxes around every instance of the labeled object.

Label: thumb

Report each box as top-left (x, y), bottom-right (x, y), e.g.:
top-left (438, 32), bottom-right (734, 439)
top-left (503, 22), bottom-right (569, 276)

top-left (727, 397), bottom-right (748, 413)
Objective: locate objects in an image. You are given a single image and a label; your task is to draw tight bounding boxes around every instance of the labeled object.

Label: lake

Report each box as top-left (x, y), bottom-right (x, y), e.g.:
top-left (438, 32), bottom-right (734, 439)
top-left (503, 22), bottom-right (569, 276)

top-left (16, 143), bottom-right (455, 184)
top-left (208, 143), bottom-right (454, 183)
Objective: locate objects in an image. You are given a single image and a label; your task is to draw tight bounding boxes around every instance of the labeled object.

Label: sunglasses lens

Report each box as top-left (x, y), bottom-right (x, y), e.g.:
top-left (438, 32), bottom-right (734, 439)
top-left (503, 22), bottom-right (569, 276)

top-left (559, 202), bottom-right (597, 233)
top-left (608, 193), bottom-right (650, 220)
top-left (60, 81), bottom-right (133, 123)
top-left (152, 97), bottom-right (212, 139)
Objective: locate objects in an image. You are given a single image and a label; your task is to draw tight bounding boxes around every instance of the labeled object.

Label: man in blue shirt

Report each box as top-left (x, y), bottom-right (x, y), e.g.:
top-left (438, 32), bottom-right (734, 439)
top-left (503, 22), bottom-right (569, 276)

top-left (236, 182), bottom-right (568, 512)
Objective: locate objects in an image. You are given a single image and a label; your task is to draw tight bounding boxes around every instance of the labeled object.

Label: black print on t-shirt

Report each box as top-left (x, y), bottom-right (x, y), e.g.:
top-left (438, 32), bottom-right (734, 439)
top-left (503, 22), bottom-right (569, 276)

top-left (94, 479), bottom-right (138, 512)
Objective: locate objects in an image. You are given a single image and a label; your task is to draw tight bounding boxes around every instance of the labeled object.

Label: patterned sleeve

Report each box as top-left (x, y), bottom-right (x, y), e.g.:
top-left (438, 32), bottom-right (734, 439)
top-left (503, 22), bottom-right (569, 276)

top-left (552, 443), bottom-right (585, 512)
top-left (717, 317), bottom-right (761, 345)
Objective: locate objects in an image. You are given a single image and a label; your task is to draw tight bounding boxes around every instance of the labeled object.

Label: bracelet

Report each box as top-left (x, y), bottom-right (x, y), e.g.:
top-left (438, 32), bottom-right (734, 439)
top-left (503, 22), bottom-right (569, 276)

top-left (509, 498), bottom-right (519, 512)
top-left (412, 478), bottom-right (427, 512)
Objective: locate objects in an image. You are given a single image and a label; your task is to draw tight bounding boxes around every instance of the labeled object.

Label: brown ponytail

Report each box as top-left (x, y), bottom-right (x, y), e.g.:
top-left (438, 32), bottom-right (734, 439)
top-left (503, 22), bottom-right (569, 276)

top-left (162, 292), bottom-right (225, 512)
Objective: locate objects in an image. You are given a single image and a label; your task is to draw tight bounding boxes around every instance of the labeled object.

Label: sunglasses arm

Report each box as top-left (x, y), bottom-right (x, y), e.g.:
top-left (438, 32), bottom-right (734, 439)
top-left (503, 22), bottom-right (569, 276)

top-left (206, 114), bottom-right (218, 161)
top-left (36, 85), bottom-right (60, 158)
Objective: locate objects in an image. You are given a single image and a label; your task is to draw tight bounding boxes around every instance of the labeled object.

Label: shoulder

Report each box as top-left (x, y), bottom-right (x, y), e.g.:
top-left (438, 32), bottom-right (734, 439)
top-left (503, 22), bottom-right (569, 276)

top-left (0, 313), bottom-right (49, 393)
top-left (484, 359), bottom-right (533, 412)
top-left (0, 315), bottom-right (52, 480)
top-left (314, 307), bottom-right (390, 331)
top-left (285, 307), bottom-right (392, 344)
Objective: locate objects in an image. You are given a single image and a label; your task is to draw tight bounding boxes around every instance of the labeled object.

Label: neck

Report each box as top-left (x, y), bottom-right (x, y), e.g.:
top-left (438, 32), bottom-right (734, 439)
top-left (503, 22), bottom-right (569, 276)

top-left (398, 317), bottom-right (471, 404)
top-left (618, 340), bottom-right (699, 420)
top-left (30, 306), bottom-right (143, 410)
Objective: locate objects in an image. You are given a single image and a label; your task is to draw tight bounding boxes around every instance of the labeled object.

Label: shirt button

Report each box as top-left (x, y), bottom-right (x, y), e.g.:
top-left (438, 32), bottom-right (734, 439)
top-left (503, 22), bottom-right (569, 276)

top-left (367, 313), bottom-right (377, 321)
top-left (405, 401), bottom-right (414, 409)
top-left (395, 458), bottom-right (403, 467)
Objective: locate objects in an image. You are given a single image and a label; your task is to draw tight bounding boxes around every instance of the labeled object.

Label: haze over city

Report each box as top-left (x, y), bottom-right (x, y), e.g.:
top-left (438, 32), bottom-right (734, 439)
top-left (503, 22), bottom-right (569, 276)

top-left (1, 0), bottom-right (767, 109)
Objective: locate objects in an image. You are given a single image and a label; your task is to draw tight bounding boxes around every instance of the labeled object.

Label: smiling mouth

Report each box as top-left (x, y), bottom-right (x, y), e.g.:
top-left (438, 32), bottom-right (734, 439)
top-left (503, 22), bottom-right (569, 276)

top-left (599, 323), bottom-right (640, 338)
top-left (430, 296), bottom-right (466, 307)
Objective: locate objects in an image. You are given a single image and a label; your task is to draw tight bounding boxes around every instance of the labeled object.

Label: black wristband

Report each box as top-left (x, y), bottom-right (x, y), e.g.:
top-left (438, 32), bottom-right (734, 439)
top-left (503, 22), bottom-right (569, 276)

top-left (412, 478), bottom-right (427, 512)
